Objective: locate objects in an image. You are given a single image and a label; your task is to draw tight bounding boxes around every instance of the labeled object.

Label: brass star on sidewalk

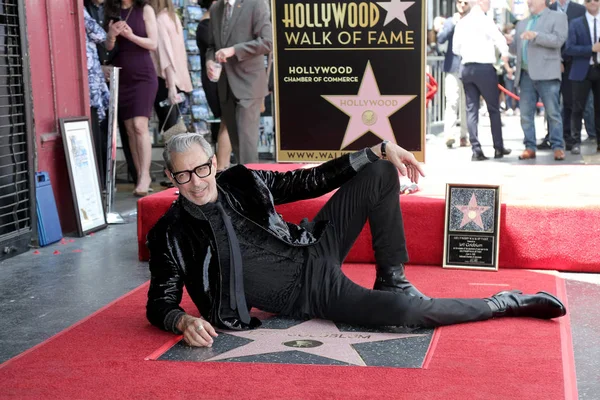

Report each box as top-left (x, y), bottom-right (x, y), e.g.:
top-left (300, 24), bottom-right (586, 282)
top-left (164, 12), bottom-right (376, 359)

top-left (207, 319), bottom-right (426, 366)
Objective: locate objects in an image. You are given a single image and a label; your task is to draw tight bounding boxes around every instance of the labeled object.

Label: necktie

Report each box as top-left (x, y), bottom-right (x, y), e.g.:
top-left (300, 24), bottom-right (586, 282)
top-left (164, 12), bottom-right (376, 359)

top-left (595, 18), bottom-right (598, 65)
top-left (215, 201), bottom-right (251, 324)
top-left (522, 15), bottom-right (539, 69)
top-left (222, 1), bottom-right (232, 43)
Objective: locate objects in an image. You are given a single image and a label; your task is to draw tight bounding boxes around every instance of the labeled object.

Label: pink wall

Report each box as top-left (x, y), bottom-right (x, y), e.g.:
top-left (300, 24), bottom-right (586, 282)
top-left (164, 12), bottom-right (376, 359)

top-left (26, 0), bottom-right (91, 234)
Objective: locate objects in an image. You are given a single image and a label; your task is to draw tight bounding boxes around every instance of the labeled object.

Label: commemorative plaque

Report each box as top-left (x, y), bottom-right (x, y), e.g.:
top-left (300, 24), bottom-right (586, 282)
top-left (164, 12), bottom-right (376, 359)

top-left (442, 184), bottom-right (501, 271)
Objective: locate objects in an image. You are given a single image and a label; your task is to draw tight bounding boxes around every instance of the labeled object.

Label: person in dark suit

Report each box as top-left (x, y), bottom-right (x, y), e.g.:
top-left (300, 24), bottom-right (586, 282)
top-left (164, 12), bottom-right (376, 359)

top-left (564, 0), bottom-right (600, 154)
top-left (206, 0), bottom-right (272, 164)
top-left (538, 0), bottom-right (592, 150)
top-left (452, 0), bottom-right (513, 161)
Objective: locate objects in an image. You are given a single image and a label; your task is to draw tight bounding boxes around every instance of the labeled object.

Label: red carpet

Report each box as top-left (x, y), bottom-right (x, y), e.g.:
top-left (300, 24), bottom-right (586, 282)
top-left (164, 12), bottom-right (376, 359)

top-left (0, 266), bottom-right (576, 399)
top-left (137, 164), bottom-right (600, 272)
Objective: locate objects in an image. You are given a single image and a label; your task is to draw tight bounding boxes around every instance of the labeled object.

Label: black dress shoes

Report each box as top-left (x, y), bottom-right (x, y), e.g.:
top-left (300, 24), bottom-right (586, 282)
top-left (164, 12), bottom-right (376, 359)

top-left (494, 148), bottom-right (512, 159)
top-left (471, 150), bottom-right (489, 161)
top-left (537, 140), bottom-right (551, 150)
top-left (374, 264), bottom-right (430, 299)
top-left (485, 290), bottom-right (566, 319)
top-left (571, 144), bottom-right (581, 155)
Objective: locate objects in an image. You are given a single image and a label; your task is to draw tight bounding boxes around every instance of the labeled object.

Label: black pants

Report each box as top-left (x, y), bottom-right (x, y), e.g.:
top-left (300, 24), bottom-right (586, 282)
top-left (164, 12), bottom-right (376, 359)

top-left (461, 63), bottom-right (504, 151)
top-left (90, 107), bottom-right (108, 190)
top-left (543, 63), bottom-right (580, 146)
top-left (290, 161), bottom-right (492, 328)
top-left (561, 63), bottom-right (576, 146)
top-left (153, 77), bottom-right (181, 133)
top-left (571, 66), bottom-right (600, 145)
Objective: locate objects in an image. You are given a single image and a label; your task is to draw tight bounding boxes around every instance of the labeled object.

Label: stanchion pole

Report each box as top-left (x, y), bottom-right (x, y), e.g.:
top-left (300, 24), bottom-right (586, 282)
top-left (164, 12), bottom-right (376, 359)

top-left (105, 67), bottom-right (125, 224)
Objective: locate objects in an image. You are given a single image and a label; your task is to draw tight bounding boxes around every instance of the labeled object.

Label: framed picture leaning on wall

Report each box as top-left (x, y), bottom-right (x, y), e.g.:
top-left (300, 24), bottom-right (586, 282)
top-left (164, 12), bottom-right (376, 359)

top-left (59, 117), bottom-right (107, 236)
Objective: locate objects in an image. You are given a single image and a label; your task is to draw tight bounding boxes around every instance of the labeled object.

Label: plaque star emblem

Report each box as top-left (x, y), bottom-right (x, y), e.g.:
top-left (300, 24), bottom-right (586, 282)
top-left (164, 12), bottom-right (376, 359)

top-left (376, 0), bottom-right (415, 26)
top-left (322, 62), bottom-right (416, 149)
top-left (455, 193), bottom-right (491, 229)
top-left (207, 319), bottom-right (426, 366)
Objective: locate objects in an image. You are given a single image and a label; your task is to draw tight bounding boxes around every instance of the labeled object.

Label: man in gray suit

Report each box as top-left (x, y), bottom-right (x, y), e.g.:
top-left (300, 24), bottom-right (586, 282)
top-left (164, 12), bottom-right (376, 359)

top-left (511, 0), bottom-right (568, 160)
top-left (206, 0), bottom-right (272, 164)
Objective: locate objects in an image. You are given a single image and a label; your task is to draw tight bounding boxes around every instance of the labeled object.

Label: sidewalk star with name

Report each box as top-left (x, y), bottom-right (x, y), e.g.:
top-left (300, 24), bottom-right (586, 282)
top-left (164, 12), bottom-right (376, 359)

top-left (206, 319), bottom-right (426, 366)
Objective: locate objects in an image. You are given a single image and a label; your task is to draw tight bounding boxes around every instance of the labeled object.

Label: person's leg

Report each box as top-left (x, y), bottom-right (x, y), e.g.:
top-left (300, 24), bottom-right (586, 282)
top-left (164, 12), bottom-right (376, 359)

top-left (128, 116), bottom-right (152, 194)
top-left (561, 69), bottom-right (575, 148)
top-left (518, 72), bottom-right (539, 152)
top-left (98, 115), bottom-right (109, 189)
top-left (461, 65), bottom-right (483, 154)
top-left (216, 121), bottom-right (232, 171)
top-left (294, 258), bottom-right (565, 327)
top-left (458, 78), bottom-right (469, 143)
top-left (220, 78), bottom-right (239, 163)
top-left (310, 262), bottom-right (492, 327)
top-left (236, 98), bottom-right (262, 164)
top-left (443, 72), bottom-right (461, 147)
top-left (504, 76), bottom-right (515, 111)
top-left (153, 77), bottom-right (178, 132)
top-left (591, 70), bottom-right (600, 148)
top-left (537, 79), bottom-right (564, 151)
top-left (583, 87), bottom-right (596, 140)
top-left (118, 117), bottom-right (137, 184)
top-left (311, 161), bottom-right (425, 298)
top-left (478, 65), bottom-right (505, 151)
top-left (571, 79), bottom-right (592, 148)
top-left (123, 119), bottom-right (140, 178)
top-left (90, 107), bottom-right (104, 188)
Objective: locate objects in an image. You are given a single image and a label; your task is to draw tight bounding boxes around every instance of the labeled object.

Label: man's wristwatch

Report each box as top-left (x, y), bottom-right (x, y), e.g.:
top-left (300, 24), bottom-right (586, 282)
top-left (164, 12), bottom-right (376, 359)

top-left (380, 140), bottom-right (389, 160)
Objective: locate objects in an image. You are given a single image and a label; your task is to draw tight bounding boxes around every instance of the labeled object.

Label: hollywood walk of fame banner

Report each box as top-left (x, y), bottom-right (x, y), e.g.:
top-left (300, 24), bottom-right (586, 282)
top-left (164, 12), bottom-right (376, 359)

top-left (271, 0), bottom-right (426, 162)
top-left (443, 184), bottom-right (502, 271)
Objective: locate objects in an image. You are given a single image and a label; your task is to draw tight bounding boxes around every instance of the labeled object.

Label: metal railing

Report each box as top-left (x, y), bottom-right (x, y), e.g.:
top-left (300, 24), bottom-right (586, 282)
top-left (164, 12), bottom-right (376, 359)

top-left (426, 56), bottom-right (446, 136)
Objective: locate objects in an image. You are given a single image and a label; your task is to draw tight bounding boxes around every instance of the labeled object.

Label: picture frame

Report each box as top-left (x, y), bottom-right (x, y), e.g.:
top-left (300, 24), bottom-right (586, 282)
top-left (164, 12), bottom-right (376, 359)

top-left (60, 117), bottom-right (107, 237)
top-left (442, 184), bottom-right (501, 271)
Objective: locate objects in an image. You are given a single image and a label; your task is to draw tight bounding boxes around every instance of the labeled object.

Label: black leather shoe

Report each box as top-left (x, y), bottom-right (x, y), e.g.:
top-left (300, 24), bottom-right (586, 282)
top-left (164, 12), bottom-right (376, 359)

top-left (471, 150), bottom-right (489, 161)
top-left (494, 148), bottom-right (512, 158)
top-left (485, 290), bottom-right (566, 319)
top-left (537, 140), bottom-right (551, 150)
top-left (571, 144), bottom-right (581, 155)
top-left (374, 265), bottom-right (430, 299)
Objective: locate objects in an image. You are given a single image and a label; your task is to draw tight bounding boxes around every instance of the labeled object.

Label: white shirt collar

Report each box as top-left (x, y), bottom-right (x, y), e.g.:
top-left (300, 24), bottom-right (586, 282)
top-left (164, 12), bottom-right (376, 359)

top-left (586, 11), bottom-right (599, 21)
top-left (225, 0), bottom-right (236, 6)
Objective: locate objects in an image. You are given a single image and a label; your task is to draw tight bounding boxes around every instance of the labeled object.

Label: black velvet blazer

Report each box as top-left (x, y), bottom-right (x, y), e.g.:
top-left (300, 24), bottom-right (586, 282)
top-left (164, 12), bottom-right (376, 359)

top-left (146, 153), bottom-right (359, 332)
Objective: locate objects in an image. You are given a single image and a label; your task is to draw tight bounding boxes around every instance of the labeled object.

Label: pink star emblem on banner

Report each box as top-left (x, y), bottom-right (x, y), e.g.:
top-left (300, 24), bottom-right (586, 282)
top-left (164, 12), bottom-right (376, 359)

top-left (322, 62), bottom-right (416, 149)
top-left (455, 193), bottom-right (491, 229)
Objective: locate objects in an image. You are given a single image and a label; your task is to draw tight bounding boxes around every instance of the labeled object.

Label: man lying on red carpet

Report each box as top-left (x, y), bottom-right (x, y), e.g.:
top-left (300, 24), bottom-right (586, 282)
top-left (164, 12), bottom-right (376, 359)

top-left (146, 133), bottom-right (566, 347)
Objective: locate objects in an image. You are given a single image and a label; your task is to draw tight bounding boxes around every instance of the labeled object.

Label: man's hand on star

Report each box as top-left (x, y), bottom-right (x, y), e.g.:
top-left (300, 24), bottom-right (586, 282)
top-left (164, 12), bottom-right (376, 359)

top-left (372, 142), bottom-right (425, 184)
top-left (215, 47), bottom-right (235, 63)
top-left (177, 314), bottom-right (219, 347)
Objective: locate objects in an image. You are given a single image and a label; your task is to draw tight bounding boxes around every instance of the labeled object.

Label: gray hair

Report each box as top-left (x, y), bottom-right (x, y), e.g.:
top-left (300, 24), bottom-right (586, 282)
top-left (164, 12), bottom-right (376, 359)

top-left (163, 133), bottom-right (214, 171)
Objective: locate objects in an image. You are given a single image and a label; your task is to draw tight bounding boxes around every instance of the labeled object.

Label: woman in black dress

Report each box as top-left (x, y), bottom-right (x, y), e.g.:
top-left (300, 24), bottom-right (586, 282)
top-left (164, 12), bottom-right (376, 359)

top-left (105, 0), bottom-right (158, 196)
top-left (196, 0), bottom-right (231, 172)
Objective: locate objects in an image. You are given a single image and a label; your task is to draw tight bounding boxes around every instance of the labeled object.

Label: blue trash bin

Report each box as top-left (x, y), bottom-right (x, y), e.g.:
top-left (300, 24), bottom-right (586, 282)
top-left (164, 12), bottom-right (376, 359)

top-left (35, 172), bottom-right (63, 246)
